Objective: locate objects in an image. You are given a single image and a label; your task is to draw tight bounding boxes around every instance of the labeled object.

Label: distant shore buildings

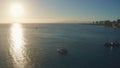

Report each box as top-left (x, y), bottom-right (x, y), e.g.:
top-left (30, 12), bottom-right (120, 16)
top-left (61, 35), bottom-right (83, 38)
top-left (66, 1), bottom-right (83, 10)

top-left (92, 19), bottom-right (120, 28)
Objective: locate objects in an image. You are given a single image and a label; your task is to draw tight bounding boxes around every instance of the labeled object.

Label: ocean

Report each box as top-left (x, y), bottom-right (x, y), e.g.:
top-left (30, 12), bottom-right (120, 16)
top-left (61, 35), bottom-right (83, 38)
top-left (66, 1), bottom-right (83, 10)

top-left (0, 23), bottom-right (120, 68)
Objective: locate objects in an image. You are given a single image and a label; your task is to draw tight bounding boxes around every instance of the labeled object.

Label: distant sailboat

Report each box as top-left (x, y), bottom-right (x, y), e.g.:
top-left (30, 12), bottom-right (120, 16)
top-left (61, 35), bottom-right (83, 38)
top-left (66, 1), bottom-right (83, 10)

top-left (57, 35), bottom-right (68, 55)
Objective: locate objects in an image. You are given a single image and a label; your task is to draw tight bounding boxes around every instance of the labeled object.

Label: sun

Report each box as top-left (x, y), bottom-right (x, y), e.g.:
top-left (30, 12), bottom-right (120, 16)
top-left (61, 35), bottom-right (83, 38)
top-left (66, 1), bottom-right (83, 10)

top-left (10, 3), bottom-right (24, 17)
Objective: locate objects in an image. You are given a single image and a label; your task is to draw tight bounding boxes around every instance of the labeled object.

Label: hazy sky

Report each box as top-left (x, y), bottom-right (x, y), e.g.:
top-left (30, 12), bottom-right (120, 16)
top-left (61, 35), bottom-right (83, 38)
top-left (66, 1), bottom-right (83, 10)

top-left (0, 0), bottom-right (120, 23)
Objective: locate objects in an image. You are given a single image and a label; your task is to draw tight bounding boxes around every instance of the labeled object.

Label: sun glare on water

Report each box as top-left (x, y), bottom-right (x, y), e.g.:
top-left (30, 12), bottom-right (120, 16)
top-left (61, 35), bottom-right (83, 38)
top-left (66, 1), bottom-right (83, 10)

top-left (10, 23), bottom-right (27, 68)
top-left (10, 3), bottom-right (24, 18)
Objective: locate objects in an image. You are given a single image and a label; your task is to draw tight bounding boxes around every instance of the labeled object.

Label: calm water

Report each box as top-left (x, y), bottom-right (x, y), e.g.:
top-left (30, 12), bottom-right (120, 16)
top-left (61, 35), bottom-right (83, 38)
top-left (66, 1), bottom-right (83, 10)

top-left (0, 23), bottom-right (120, 68)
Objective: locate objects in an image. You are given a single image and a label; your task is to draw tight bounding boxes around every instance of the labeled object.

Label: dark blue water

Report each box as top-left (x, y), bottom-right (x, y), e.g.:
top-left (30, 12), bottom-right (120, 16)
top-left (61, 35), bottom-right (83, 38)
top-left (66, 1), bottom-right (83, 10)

top-left (0, 23), bottom-right (120, 68)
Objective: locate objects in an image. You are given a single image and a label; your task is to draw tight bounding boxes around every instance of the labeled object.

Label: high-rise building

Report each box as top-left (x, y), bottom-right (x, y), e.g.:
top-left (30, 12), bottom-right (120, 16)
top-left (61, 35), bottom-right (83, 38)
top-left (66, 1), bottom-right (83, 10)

top-left (117, 19), bottom-right (120, 23)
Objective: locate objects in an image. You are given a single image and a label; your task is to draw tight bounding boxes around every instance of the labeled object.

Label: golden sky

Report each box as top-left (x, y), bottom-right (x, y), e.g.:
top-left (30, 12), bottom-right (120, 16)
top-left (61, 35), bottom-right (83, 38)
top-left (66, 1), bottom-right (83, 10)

top-left (0, 0), bottom-right (119, 23)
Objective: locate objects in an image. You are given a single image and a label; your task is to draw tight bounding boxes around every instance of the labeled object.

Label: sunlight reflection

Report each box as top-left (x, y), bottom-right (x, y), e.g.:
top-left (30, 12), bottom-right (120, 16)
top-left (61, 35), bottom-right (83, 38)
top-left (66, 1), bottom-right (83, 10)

top-left (10, 23), bottom-right (26, 68)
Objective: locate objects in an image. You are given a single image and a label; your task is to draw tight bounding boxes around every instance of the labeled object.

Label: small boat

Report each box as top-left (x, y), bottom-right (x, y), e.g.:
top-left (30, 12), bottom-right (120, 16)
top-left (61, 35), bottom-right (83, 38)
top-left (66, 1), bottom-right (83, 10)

top-left (104, 41), bottom-right (120, 48)
top-left (57, 46), bottom-right (68, 55)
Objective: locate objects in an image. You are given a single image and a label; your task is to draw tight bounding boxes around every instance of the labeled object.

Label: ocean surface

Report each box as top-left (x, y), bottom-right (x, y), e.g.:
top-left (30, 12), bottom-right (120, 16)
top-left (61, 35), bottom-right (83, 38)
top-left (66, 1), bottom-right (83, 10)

top-left (0, 23), bottom-right (120, 68)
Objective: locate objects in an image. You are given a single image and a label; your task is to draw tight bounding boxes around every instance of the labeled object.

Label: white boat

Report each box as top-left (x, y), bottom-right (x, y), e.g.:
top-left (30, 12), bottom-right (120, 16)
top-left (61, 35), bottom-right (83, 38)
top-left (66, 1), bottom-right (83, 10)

top-left (57, 46), bottom-right (68, 54)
